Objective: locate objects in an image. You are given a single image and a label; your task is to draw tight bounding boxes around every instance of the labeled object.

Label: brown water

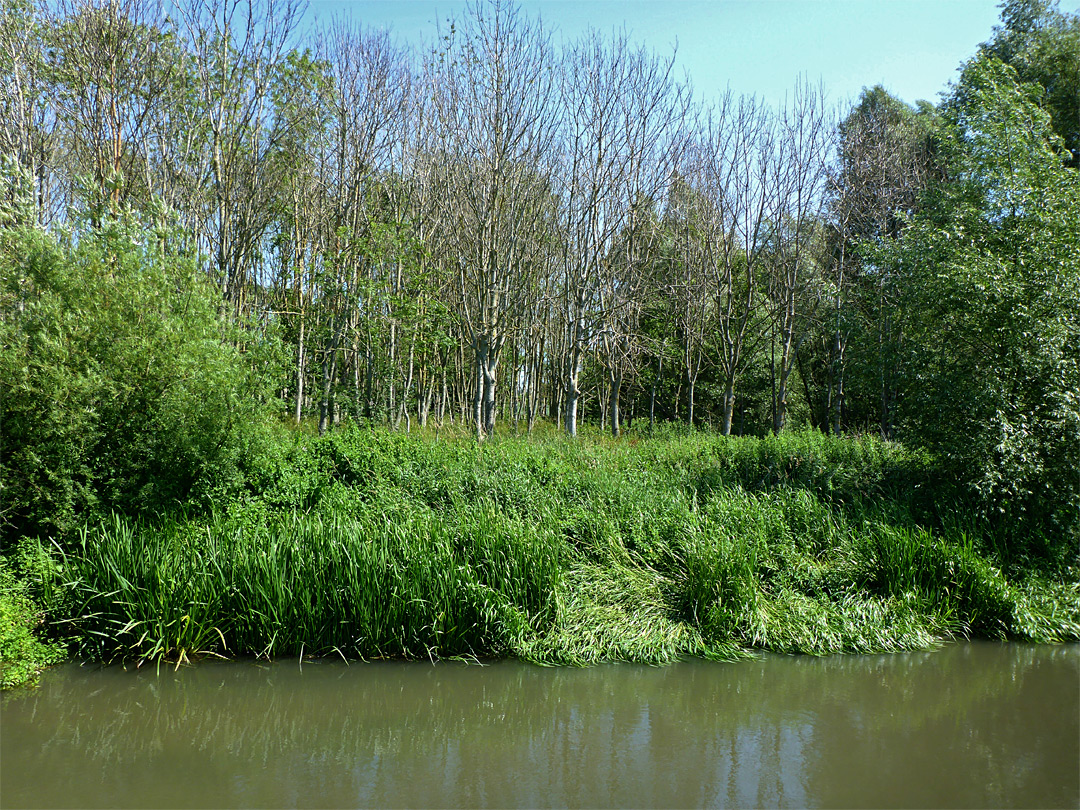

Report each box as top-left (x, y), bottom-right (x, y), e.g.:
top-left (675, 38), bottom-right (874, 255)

top-left (2, 642), bottom-right (1077, 809)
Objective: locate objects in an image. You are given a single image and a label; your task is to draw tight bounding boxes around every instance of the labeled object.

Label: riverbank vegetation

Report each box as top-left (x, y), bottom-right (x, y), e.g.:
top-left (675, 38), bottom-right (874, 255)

top-left (1, 0), bottom-right (1078, 683)
top-left (10, 426), bottom-right (1079, 675)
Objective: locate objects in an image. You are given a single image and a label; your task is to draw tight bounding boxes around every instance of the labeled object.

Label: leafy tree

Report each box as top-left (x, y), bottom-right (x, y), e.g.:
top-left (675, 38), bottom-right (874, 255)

top-left (829, 86), bottom-right (940, 437)
top-left (983, 0), bottom-right (1080, 167)
top-left (878, 54), bottom-right (1080, 546)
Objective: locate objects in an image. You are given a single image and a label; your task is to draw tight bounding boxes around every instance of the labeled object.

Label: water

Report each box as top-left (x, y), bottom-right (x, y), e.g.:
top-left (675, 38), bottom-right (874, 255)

top-left (2, 642), bottom-right (1077, 809)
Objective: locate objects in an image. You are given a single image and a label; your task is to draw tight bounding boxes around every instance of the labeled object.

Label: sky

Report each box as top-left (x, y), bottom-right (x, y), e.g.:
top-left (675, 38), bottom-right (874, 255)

top-left (304, 0), bottom-right (1011, 110)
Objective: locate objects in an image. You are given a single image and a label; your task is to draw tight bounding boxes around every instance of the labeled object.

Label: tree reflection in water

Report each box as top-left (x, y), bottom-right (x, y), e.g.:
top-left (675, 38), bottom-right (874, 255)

top-left (2, 642), bottom-right (1077, 809)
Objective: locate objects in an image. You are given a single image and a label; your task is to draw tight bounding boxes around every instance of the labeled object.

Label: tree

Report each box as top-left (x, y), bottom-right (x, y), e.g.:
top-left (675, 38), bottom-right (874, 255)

top-left (766, 79), bottom-right (829, 433)
top-left (178, 0), bottom-right (304, 314)
top-left (0, 0), bottom-right (58, 224)
top-left (0, 173), bottom-right (274, 540)
top-left (266, 46), bottom-right (333, 426)
top-left (426, 0), bottom-right (558, 441)
top-left (830, 85), bottom-right (939, 436)
top-left (983, 0), bottom-right (1080, 167)
top-left (880, 53), bottom-right (1080, 543)
top-left (596, 47), bottom-right (689, 438)
top-left (661, 171), bottom-right (712, 426)
top-left (688, 93), bottom-right (779, 435)
top-left (48, 0), bottom-right (180, 216)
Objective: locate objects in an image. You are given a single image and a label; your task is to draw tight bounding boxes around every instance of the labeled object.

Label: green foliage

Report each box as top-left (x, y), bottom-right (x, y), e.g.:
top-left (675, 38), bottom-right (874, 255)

top-left (984, 0), bottom-right (1080, 167)
top-left (52, 428), bottom-right (1080, 667)
top-left (0, 553), bottom-right (66, 689)
top-left (877, 53), bottom-right (1080, 545)
top-left (0, 195), bottom-right (282, 540)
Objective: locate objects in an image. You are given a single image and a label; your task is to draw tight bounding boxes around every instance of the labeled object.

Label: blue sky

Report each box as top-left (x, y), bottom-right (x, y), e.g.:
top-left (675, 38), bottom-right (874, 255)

top-left (304, 0), bottom-right (1014, 109)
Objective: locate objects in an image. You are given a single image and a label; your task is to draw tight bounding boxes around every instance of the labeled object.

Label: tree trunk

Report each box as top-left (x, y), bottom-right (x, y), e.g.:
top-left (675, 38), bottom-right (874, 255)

top-left (294, 316), bottom-right (305, 425)
top-left (608, 367), bottom-right (622, 438)
top-left (565, 352), bottom-right (582, 438)
top-left (483, 362), bottom-right (497, 438)
top-left (363, 345), bottom-right (374, 420)
top-left (831, 324), bottom-right (844, 436)
top-left (318, 357), bottom-right (332, 436)
top-left (473, 345), bottom-right (485, 442)
top-left (773, 355), bottom-right (792, 434)
top-left (649, 353), bottom-right (662, 431)
top-left (773, 297), bottom-right (797, 433)
top-left (721, 377), bottom-right (736, 436)
top-left (565, 373), bottom-right (580, 438)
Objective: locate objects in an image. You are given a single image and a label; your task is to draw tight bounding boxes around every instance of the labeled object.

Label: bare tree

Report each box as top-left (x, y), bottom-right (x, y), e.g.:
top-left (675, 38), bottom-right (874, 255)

top-left (689, 93), bottom-right (779, 435)
top-left (307, 21), bottom-right (415, 434)
top-left (427, 0), bottom-right (559, 441)
top-left (557, 28), bottom-right (689, 438)
top-left (767, 78), bottom-right (830, 433)
top-left (47, 0), bottom-right (181, 217)
top-left (178, 0), bottom-right (304, 313)
top-left (0, 0), bottom-right (60, 223)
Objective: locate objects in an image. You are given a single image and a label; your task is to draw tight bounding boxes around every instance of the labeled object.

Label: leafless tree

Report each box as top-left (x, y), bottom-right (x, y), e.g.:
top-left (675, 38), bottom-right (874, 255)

top-left (178, 0), bottom-right (304, 312)
top-left (0, 0), bottom-right (59, 223)
top-left (47, 0), bottom-right (180, 217)
top-left (689, 93), bottom-right (780, 435)
top-left (427, 0), bottom-right (559, 441)
top-left (767, 78), bottom-right (830, 433)
top-left (308, 20), bottom-right (415, 434)
top-left (557, 28), bottom-right (689, 437)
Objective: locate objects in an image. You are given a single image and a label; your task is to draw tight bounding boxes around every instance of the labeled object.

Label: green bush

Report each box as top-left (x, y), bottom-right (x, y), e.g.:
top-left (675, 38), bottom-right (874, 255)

top-left (0, 211), bottom-right (282, 541)
top-left (0, 556), bottom-right (66, 689)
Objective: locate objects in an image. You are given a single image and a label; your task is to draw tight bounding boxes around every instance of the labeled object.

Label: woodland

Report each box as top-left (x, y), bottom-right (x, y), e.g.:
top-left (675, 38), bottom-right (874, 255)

top-left (1, 0), bottom-right (1078, 686)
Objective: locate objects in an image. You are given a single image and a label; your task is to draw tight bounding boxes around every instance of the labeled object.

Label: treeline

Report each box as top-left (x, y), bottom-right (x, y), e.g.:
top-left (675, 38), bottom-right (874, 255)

top-left (1, 0), bottom-right (1078, 537)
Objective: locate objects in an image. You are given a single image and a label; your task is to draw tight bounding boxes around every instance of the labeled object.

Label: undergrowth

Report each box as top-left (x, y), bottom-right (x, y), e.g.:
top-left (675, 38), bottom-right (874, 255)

top-left (0, 550), bottom-right (66, 688)
top-left (39, 426), bottom-right (1079, 669)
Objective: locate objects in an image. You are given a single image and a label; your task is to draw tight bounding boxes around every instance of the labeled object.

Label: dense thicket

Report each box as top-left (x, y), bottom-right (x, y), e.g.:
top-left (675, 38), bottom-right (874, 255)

top-left (1, 0), bottom-right (1078, 679)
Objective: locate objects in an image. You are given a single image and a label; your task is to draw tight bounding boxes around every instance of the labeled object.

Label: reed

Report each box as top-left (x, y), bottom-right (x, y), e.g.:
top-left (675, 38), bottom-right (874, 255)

top-left (65, 494), bottom-right (563, 663)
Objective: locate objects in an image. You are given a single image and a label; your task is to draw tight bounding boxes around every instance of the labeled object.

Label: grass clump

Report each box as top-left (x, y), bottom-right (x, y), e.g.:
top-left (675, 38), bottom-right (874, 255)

top-left (851, 525), bottom-right (1014, 637)
top-left (63, 489), bottom-right (565, 663)
top-left (517, 561), bottom-right (745, 666)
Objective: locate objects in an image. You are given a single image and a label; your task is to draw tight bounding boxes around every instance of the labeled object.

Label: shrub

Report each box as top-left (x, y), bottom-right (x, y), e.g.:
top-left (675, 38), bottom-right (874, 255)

top-left (0, 556), bottom-right (66, 689)
top-left (0, 212), bottom-right (281, 542)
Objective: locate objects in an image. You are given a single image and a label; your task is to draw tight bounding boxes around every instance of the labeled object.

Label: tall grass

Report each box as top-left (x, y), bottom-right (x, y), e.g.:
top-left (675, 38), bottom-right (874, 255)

top-left (55, 426), bottom-right (1080, 666)
top-left (65, 493), bottom-right (562, 663)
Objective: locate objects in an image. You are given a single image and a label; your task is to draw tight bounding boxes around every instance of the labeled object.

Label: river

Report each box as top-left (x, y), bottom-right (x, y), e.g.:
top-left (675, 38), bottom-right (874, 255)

top-left (2, 642), bottom-right (1077, 808)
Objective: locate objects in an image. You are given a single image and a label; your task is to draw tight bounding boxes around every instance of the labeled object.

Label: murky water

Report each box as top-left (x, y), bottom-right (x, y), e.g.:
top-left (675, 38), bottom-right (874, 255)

top-left (2, 643), bottom-right (1077, 809)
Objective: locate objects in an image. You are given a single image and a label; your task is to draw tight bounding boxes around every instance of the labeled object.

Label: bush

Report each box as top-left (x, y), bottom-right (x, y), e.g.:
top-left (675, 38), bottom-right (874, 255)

top-left (0, 209), bottom-right (281, 542)
top-left (0, 556), bottom-right (66, 689)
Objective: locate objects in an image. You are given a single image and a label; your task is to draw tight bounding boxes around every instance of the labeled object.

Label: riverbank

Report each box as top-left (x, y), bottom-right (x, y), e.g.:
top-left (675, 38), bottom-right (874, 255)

top-left (4, 427), bottom-right (1078, 681)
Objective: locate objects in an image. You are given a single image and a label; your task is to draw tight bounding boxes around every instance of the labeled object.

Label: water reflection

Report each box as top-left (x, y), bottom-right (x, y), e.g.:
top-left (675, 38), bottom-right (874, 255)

top-left (2, 643), bottom-right (1077, 808)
